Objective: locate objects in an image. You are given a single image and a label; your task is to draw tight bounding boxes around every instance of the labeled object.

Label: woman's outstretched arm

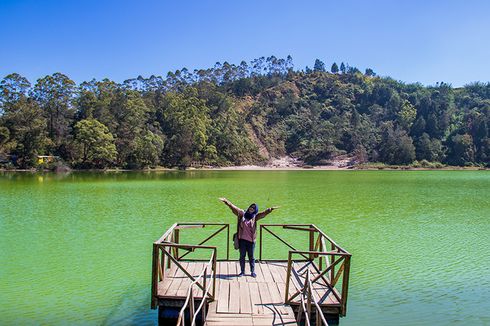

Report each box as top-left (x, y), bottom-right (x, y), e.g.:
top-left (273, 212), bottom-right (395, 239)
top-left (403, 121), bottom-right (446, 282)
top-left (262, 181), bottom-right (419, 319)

top-left (256, 206), bottom-right (279, 220)
top-left (219, 198), bottom-right (242, 217)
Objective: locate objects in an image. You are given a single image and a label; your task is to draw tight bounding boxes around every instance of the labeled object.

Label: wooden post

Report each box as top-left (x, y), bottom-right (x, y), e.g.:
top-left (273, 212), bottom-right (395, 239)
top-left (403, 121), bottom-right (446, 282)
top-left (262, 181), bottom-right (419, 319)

top-left (158, 252), bottom-right (164, 281)
top-left (330, 243), bottom-right (335, 283)
top-left (201, 267), bottom-right (207, 325)
top-left (309, 228), bottom-right (315, 261)
top-left (168, 231), bottom-right (173, 259)
top-left (189, 287), bottom-right (195, 322)
top-left (151, 243), bottom-right (159, 309)
top-left (259, 225), bottom-right (263, 261)
top-left (226, 224), bottom-right (230, 261)
top-left (174, 229), bottom-right (180, 259)
top-left (319, 235), bottom-right (323, 270)
top-left (284, 251), bottom-right (293, 303)
top-left (212, 250), bottom-right (217, 299)
top-left (166, 245), bottom-right (171, 269)
top-left (160, 247), bottom-right (165, 280)
top-left (314, 233), bottom-right (321, 251)
top-left (306, 271), bottom-right (312, 318)
top-left (341, 256), bottom-right (351, 316)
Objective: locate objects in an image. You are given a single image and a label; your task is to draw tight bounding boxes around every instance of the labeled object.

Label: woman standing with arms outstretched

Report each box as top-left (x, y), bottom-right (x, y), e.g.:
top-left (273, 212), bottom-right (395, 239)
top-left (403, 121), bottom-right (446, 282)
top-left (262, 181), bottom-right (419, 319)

top-left (219, 197), bottom-right (278, 277)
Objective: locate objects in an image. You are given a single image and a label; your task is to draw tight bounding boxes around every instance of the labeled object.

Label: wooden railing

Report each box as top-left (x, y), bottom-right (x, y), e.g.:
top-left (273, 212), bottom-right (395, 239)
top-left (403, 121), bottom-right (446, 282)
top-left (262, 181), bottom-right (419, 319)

top-left (151, 223), bottom-right (229, 310)
top-left (152, 222), bottom-right (351, 324)
top-left (259, 224), bottom-right (351, 316)
top-left (296, 270), bottom-right (329, 326)
top-left (176, 250), bottom-right (216, 326)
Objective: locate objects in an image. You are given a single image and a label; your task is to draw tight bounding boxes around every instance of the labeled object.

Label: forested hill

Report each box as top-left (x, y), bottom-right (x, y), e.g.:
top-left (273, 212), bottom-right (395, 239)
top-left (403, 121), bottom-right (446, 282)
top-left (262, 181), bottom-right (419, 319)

top-left (0, 56), bottom-right (489, 169)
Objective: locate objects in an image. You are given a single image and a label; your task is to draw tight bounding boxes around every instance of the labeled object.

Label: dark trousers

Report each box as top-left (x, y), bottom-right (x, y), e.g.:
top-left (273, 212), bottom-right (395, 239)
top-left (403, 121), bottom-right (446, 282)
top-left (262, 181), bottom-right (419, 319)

top-left (239, 239), bottom-right (255, 273)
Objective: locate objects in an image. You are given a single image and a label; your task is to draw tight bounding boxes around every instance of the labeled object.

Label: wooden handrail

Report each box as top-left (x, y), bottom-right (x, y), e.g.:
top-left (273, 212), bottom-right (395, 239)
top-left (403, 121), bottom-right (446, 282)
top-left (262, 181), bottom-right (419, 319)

top-left (261, 225), bottom-right (309, 260)
top-left (306, 270), bottom-right (329, 326)
top-left (191, 267), bottom-right (214, 326)
top-left (176, 249), bottom-right (216, 325)
top-left (159, 243), bottom-right (218, 250)
top-left (155, 223), bottom-right (178, 243)
top-left (296, 270), bottom-right (328, 326)
top-left (284, 250), bottom-right (350, 316)
top-left (151, 223), bottom-right (228, 310)
top-left (296, 270), bottom-right (329, 326)
top-left (311, 224), bottom-right (350, 254)
top-left (288, 249), bottom-right (351, 257)
top-left (178, 224), bottom-right (228, 260)
top-left (287, 252), bottom-right (344, 303)
top-left (258, 224), bottom-right (350, 261)
top-left (155, 222), bottom-right (230, 244)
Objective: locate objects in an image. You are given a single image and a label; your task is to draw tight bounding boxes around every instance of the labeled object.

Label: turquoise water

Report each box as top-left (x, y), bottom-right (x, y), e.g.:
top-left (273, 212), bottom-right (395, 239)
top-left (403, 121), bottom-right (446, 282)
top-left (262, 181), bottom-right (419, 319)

top-left (1, 171), bottom-right (489, 325)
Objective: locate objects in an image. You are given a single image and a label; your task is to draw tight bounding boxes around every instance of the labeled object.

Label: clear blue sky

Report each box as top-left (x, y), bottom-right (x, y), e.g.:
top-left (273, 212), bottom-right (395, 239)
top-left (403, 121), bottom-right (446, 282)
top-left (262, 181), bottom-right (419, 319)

top-left (1, 0), bottom-right (490, 86)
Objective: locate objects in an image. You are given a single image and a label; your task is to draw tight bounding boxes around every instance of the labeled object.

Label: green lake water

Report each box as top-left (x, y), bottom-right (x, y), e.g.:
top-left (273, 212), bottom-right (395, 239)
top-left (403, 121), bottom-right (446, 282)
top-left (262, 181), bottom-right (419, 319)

top-left (1, 171), bottom-right (489, 325)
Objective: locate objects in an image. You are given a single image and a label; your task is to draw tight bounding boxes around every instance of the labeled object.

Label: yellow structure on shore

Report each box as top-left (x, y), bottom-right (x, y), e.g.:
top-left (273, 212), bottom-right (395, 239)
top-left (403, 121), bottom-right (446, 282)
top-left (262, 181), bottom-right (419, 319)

top-left (37, 155), bottom-right (59, 164)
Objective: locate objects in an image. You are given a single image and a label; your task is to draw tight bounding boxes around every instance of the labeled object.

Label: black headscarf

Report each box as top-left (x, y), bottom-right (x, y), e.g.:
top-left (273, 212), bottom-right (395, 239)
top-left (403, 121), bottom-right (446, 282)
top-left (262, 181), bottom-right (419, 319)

top-left (244, 203), bottom-right (258, 220)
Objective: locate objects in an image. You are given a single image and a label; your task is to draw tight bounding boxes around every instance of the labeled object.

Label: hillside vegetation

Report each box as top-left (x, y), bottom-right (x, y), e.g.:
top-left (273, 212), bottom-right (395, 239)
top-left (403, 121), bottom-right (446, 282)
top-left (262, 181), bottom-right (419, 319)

top-left (1, 56), bottom-right (489, 169)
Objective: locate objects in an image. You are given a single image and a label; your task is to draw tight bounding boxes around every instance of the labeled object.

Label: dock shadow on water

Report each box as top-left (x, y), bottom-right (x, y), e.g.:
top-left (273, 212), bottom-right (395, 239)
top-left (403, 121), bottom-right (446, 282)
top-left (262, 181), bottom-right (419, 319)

top-left (102, 286), bottom-right (157, 326)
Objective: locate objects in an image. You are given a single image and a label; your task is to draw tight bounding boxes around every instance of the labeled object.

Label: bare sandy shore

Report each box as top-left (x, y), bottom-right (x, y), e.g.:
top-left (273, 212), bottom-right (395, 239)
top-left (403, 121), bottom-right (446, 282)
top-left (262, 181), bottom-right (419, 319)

top-left (208, 156), bottom-right (350, 170)
top-left (210, 165), bottom-right (347, 170)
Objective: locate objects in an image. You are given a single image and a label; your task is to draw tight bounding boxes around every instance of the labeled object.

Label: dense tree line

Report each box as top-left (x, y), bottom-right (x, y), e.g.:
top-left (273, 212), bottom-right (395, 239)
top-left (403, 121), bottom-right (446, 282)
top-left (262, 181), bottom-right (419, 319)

top-left (0, 56), bottom-right (489, 169)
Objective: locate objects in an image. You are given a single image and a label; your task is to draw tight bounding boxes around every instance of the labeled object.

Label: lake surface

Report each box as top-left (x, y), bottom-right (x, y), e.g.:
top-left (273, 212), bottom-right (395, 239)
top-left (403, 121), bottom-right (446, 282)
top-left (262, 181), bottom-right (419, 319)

top-left (1, 170), bottom-right (489, 325)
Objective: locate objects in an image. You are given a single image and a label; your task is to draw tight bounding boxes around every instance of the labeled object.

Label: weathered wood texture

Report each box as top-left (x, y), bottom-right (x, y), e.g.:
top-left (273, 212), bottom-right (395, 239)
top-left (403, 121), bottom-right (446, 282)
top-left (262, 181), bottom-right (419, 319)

top-left (157, 261), bottom-right (340, 306)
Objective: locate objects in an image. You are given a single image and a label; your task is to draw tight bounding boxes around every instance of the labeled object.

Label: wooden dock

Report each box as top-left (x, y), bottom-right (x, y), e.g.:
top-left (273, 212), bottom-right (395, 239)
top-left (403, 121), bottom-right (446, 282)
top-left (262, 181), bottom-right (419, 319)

top-left (151, 223), bottom-right (351, 326)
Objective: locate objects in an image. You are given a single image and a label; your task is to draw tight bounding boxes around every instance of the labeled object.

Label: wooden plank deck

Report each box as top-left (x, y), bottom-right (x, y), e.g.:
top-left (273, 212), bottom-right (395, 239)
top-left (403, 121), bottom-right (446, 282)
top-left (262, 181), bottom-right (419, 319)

top-left (156, 260), bottom-right (341, 325)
